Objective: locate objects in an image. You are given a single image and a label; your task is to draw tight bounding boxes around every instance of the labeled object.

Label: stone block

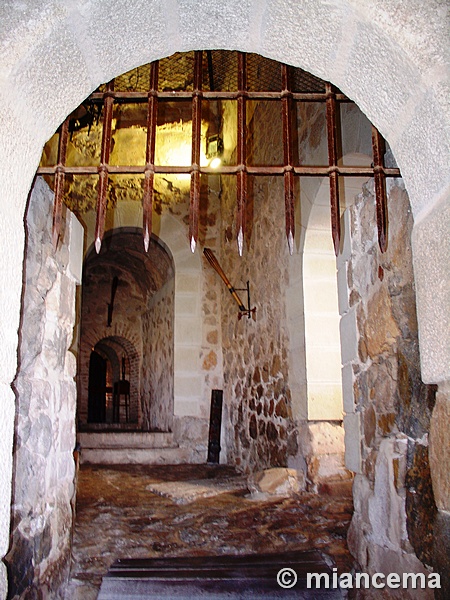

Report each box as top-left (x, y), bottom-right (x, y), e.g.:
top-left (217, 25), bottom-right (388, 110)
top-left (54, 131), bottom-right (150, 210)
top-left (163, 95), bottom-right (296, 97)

top-left (68, 212), bottom-right (84, 284)
top-left (175, 347), bottom-right (200, 372)
top-left (305, 313), bottom-right (341, 347)
top-left (173, 397), bottom-right (201, 418)
top-left (433, 510), bottom-right (450, 600)
top-left (175, 316), bottom-right (202, 346)
top-left (341, 363), bottom-right (355, 413)
top-left (344, 412), bottom-right (361, 473)
top-left (366, 545), bottom-right (434, 600)
top-left (83, 0), bottom-right (168, 84)
top-left (175, 293), bottom-right (199, 317)
top-left (248, 467), bottom-right (305, 497)
top-left (307, 383), bottom-right (343, 421)
top-left (339, 306), bottom-right (359, 365)
top-left (176, 273), bottom-right (200, 294)
top-left (10, 16), bottom-right (92, 135)
top-left (306, 349), bottom-right (342, 383)
top-left (364, 286), bottom-right (400, 358)
top-left (429, 385), bottom-right (450, 511)
top-left (412, 197), bottom-right (450, 384)
top-left (305, 422), bottom-right (345, 456)
top-left (368, 438), bottom-right (408, 551)
top-left (337, 262), bottom-right (350, 316)
top-left (303, 252), bottom-right (337, 280)
top-left (304, 280), bottom-right (339, 314)
top-left (395, 91), bottom-right (450, 219)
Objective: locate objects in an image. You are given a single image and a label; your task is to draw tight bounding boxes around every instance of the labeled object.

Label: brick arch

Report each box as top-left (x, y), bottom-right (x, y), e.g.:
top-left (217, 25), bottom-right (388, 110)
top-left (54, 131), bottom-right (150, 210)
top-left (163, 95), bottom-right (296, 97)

top-left (79, 332), bottom-right (142, 426)
top-left (95, 335), bottom-right (140, 424)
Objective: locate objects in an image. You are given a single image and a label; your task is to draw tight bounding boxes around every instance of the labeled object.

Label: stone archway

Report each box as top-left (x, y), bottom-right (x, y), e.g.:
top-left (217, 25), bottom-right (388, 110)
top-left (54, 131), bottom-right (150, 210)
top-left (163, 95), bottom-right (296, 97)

top-left (78, 229), bottom-right (175, 432)
top-left (0, 2), bottom-right (448, 597)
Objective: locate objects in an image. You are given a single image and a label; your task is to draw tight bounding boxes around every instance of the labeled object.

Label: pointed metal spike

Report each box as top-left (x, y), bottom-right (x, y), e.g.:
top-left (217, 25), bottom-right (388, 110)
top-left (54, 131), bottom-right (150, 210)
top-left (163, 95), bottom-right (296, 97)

top-left (144, 227), bottom-right (150, 252)
top-left (190, 236), bottom-right (196, 253)
top-left (287, 230), bottom-right (294, 255)
top-left (95, 236), bottom-right (102, 254)
top-left (237, 227), bottom-right (244, 257)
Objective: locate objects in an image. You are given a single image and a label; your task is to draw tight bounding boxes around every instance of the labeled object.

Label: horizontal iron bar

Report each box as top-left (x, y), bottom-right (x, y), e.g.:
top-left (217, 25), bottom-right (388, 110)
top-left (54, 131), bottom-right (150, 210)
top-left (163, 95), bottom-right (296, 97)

top-left (37, 165), bottom-right (401, 177)
top-left (88, 90), bottom-right (349, 103)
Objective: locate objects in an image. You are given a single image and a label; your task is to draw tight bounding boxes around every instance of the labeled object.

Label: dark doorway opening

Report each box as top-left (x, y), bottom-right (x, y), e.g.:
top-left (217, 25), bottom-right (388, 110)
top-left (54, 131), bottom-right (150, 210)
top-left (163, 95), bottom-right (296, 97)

top-left (88, 350), bottom-right (108, 423)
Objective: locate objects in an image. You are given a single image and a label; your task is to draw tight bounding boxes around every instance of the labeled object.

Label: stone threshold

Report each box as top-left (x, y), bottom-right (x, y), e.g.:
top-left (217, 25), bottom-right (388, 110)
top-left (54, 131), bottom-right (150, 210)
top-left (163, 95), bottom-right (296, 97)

top-left (78, 431), bottom-right (175, 449)
top-left (78, 431), bottom-right (189, 465)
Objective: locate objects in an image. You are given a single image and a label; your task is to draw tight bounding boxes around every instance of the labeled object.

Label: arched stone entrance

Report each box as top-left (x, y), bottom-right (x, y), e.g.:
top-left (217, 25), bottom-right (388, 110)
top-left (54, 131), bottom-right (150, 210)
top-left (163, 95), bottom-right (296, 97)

top-left (0, 2), bottom-right (448, 597)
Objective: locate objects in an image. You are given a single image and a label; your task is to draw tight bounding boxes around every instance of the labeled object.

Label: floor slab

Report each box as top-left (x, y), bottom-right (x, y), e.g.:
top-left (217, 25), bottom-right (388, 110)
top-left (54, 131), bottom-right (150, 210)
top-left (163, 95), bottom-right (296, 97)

top-left (65, 464), bottom-right (354, 599)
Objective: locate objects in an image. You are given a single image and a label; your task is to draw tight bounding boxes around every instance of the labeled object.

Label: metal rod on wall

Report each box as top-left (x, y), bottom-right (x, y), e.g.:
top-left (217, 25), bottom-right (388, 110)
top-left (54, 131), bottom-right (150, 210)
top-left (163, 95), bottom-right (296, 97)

top-left (236, 52), bottom-right (248, 257)
top-left (52, 117), bottom-right (69, 249)
top-left (143, 61), bottom-right (159, 252)
top-left (94, 80), bottom-right (114, 254)
top-left (325, 83), bottom-right (341, 256)
top-left (281, 64), bottom-right (296, 255)
top-left (372, 126), bottom-right (388, 253)
top-left (189, 51), bottom-right (203, 253)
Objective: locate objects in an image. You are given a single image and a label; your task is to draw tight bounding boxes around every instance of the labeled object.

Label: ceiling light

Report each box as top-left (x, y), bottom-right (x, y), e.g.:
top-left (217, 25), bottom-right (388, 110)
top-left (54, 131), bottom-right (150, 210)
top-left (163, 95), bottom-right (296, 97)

top-left (206, 134), bottom-right (223, 168)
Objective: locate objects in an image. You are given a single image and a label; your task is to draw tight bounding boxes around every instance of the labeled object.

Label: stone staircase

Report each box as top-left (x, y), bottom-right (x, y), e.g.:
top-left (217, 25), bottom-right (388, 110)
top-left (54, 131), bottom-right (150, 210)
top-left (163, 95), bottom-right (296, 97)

top-left (97, 551), bottom-right (343, 599)
top-left (78, 431), bottom-right (191, 465)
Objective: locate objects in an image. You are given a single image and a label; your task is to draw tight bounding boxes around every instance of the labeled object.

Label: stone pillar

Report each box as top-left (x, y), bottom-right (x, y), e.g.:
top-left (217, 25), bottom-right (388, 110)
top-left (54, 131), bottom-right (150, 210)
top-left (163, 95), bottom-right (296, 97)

top-left (5, 178), bottom-right (83, 599)
top-left (412, 188), bottom-right (450, 600)
top-left (429, 383), bottom-right (450, 598)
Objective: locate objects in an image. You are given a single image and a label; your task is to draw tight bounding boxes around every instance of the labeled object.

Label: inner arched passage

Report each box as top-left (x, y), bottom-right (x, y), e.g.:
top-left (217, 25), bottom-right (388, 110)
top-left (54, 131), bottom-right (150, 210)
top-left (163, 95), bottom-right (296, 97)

top-left (78, 228), bottom-right (175, 432)
top-left (88, 335), bottom-right (139, 424)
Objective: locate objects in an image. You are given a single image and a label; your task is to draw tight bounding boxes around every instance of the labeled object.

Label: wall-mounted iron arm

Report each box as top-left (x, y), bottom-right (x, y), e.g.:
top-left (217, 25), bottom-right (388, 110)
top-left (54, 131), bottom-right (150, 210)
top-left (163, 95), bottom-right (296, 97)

top-left (203, 248), bottom-right (255, 319)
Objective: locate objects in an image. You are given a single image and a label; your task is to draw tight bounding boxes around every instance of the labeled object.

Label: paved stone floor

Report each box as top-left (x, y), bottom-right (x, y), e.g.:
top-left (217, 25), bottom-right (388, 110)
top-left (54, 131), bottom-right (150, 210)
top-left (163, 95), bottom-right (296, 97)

top-left (65, 464), bottom-right (355, 599)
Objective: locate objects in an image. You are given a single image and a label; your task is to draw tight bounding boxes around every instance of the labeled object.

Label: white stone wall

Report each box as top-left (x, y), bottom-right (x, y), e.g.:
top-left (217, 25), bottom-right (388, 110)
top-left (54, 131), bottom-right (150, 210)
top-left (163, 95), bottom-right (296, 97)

top-left (0, 2), bottom-right (448, 597)
top-left (6, 178), bottom-right (81, 598)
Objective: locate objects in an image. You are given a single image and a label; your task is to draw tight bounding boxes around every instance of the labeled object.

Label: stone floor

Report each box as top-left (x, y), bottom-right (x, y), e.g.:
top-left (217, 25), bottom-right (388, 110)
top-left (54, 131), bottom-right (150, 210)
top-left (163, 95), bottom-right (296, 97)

top-left (65, 464), bottom-right (355, 599)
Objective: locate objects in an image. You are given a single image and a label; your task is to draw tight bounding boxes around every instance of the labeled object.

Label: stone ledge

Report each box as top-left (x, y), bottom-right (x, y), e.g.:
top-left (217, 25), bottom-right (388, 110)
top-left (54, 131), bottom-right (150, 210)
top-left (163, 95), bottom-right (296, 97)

top-left (80, 447), bottom-right (191, 465)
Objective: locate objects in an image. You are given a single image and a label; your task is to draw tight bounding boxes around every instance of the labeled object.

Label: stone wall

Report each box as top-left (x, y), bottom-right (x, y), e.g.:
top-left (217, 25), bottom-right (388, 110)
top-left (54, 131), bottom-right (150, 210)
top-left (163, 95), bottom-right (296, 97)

top-left (141, 277), bottom-right (175, 432)
top-left (219, 99), bottom-right (298, 473)
top-left (340, 179), bottom-right (442, 597)
top-left (5, 178), bottom-right (81, 599)
top-left (1, 5), bottom-right (449, 597)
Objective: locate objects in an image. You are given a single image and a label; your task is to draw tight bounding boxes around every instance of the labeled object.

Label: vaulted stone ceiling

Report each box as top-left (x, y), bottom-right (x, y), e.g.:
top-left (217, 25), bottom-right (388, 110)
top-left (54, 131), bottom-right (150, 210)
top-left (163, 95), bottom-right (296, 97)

top-left (83, 230), bottom-right (174, 299)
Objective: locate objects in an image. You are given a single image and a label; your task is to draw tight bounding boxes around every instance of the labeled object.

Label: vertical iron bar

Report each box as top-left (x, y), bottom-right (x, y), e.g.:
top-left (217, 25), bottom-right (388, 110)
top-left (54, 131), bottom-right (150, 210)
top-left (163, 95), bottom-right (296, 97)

top-left (326, 83), bottom-right (341, 256)
top-left (189, 50), bottom-right (203, 252)
top-left (95, 80), bottom-right (114, 253)
top-left (143, 61), bottom-right (159, 252)
top-left (207, 389), bottom-right (223, 464)
top-left (236, 52), bottom-right (248, 256)
top-left (206, 50), bottom-right (215, 91)
top-left (372, 126), bottom-right (388, 253)
top-left (282, 64), bottom-right (295, 255)
top-left (52, 117), bottom-right (69, 249)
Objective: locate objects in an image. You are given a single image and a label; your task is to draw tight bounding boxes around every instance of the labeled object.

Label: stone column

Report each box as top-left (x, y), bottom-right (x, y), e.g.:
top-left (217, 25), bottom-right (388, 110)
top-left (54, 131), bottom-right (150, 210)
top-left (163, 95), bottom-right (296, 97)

top-left (412, 195), bottom-right (450, 599)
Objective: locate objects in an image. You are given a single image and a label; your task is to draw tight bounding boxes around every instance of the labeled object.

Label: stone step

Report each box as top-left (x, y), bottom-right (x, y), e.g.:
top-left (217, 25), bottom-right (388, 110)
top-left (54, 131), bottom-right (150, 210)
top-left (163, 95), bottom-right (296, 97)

top-left (80, 446), bottom-right (192, 465)
top-left (78, 431), bottom-right (176, 450)
top-left (98, 551), bottom-right (343, 599)
top-left (78, 431), bottom-right (193, 465)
